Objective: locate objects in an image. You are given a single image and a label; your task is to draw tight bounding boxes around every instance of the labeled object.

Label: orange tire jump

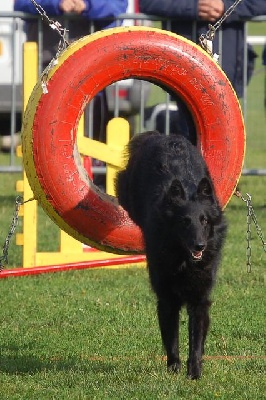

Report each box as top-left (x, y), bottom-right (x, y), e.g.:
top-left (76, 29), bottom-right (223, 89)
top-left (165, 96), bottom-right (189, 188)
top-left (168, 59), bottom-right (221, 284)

top-left (22, 27), bottom-right (245, 254)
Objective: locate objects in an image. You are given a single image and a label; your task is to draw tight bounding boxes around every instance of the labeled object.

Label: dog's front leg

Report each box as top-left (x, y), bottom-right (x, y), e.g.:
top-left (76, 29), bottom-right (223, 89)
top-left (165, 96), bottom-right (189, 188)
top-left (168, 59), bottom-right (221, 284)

top-left (157, 297), bottom-right (181, 373)
top-left (187, 301), bottom-right (210, 379)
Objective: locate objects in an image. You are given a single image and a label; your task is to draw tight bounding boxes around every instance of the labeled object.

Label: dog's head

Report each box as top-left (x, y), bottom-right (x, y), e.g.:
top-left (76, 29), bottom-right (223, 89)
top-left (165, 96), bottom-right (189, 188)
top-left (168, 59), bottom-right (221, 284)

top-left (161, 176), bottom-right (223, 262)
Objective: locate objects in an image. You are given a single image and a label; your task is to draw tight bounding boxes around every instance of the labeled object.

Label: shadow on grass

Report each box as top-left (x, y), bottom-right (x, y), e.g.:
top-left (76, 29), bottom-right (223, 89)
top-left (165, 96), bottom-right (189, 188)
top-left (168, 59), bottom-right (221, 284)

top-left (0, 352), bottom-right (116, 375)
top-left (1, 341), bottom-right (265, 376)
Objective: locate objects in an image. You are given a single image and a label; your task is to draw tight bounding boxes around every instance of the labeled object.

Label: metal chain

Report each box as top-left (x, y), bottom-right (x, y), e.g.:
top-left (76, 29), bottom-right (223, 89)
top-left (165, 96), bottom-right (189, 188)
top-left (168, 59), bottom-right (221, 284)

top-left (245, 193), bottom-right (252, 273)
top-left (30, 0), bottom-right (70, 93)
top-left (211, 0), bottom-right (243, 34)
top-left (30, 0), bottom-right (69, 43)
top-left (199, 0), bottom-right (243, 59)
top-left (0, 196), bottom-right (35, 270)
top-left (234, 190), bottom-right (266, 273)
top-left (250, 207), bottom-right (266, 251)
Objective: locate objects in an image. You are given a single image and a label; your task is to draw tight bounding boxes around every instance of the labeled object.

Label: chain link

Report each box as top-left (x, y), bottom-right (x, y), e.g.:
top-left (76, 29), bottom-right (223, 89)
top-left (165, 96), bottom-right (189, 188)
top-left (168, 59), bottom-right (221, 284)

top-left (199, 0), bottom-right (243, 59)
top-left (0, 196), bottom-right (35, 270)
top-left (245, 193), bottom-right (252, 273)
top-left (210, 0), bottom-right (243, 34)
top-left (0, 196), bottom-right (23, 270)
top-left (251, 209), bottom-right (266, 251)
top-left (30, 0), bottom-right (69, 43)
top-left (234, 190), bottom-right (266, 273)
top-left (30, 0), bottom-right (70, 93)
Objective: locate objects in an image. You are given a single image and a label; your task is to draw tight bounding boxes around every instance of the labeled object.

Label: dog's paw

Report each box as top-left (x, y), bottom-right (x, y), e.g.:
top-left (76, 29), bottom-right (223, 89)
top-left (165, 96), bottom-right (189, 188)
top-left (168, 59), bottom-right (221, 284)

top-left (187, 359), bottom-right (202, 380)
top-left (167, 359), bottom-right (181, 374)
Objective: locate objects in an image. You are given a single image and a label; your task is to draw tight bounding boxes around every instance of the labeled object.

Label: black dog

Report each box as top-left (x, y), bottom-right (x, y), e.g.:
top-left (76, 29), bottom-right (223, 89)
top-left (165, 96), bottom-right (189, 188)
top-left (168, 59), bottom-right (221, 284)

top-left (115, 131), bottom-right (227, 379)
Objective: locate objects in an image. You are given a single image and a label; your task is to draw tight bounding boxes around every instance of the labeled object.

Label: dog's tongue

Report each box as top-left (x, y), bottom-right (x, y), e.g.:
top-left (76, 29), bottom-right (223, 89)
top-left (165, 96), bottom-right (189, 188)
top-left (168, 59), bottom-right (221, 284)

top-left (192, 251), bottom-right (203, 260)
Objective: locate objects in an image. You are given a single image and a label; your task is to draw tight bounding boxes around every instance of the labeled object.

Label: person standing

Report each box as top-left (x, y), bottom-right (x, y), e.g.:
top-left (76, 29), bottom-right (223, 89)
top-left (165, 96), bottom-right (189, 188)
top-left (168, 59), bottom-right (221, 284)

top-left (139, 0), bottom-right (266, 98)
top-left (14, 0), bottom-right (128, 138)
top-left (14, 0), bottom-right (128, 68)
top-left (139, 0), bottom-right (266, 143)
top-left (14, 0), bottom-right (128, 188)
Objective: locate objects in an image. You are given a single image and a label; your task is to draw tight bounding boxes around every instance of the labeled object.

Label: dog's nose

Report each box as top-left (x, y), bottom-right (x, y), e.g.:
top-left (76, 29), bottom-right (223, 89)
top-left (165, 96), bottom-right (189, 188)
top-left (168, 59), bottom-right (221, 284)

top-left (195, 244), bottom-right (205, 252)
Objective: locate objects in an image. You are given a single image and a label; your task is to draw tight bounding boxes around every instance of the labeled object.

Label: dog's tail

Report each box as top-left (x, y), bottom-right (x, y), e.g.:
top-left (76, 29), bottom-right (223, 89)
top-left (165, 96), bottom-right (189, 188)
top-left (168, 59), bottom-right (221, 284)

top-left (127, 131), bottom-right (160, 160)
top-left (115, 131), bottom-right (160, 212)
top-left (115, 169), bottom-right (129, 211)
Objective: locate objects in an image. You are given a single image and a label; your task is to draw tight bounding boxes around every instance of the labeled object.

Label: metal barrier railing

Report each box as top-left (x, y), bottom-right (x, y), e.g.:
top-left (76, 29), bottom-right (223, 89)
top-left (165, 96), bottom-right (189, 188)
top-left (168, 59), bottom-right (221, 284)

top-left (0, 12), bottom-right (265, 175)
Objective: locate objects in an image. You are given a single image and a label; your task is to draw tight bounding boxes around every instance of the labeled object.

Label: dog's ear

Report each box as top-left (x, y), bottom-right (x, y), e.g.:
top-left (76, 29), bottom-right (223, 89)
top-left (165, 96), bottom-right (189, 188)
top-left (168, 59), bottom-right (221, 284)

top-left (197, 177), bottom-right (214, 202)
top-left (168, 179), bottom-right (185, 201)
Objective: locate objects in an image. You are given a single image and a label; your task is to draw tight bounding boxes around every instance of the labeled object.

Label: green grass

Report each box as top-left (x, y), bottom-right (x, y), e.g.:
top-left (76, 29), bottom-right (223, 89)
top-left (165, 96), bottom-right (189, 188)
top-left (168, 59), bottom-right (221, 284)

top-left (0, 173), bottom-right (265, 399)
top-left (0, 255), bottom-right (265, 399)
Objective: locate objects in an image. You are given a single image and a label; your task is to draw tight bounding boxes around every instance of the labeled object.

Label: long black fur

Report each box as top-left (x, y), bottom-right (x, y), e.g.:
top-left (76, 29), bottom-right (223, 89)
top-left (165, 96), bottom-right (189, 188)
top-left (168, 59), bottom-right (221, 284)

top-left (115, 131), bottom-right (227, 379)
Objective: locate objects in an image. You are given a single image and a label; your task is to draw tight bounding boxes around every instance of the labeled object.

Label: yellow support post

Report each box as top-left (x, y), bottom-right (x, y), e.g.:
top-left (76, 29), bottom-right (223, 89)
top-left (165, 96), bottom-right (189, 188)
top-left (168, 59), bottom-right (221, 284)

top-left (16, 42), bottom-right (38, 267)
top-left (106, 118), bottom-right (129, 195)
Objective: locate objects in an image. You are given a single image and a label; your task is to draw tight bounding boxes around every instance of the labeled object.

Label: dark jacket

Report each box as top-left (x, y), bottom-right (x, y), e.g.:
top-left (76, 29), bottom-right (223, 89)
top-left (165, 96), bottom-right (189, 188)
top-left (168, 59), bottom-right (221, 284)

top-left (139, 0), bottom-right (266, 97)
top-left (14, 0), bottom-right (128, 66)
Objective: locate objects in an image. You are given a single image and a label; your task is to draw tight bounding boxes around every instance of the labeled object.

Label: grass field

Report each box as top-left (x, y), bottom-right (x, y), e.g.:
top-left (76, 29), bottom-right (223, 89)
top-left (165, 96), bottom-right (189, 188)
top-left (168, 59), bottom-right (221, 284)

top-left (0, 159), bottom-right (265, 399)
top-left (0, 20), bottom-right (265, 400)
top-left (0, 173), bottom-right (265, 399)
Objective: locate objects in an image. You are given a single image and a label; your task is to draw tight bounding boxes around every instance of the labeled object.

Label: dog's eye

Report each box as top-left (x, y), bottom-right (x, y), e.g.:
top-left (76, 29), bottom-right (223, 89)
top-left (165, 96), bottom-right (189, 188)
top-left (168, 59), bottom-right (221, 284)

top-left (201, 217), bottom-right (208, 226)
top-left (197, 178), bottom-right (213, 198)
top-left (202, 187), bottom-right (211, 196)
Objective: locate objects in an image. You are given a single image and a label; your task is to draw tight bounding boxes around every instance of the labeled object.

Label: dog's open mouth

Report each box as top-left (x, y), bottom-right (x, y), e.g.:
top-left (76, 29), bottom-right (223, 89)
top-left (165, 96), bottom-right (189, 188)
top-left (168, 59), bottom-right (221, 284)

top-left (191, 251), bottom-right (203, 261)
